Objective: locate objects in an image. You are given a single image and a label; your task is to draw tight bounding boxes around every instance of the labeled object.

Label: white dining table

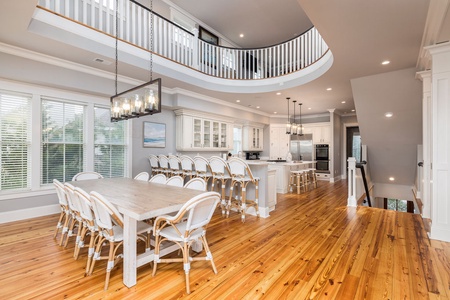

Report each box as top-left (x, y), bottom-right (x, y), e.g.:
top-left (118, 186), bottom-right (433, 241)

top-left (69, 177), bottom-right (205, 288)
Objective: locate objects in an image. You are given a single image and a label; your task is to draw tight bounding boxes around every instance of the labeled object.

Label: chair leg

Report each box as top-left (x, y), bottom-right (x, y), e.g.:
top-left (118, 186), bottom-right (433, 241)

top-left (182, 242), bottom-right (191, 294)
top-left (220, 181), bottom-right (227, 217)
top-left (104, 241), bottom-right (115, 290)
top-left (89, 236), bottom-right (105, 275)
top-left (241, 183), bottom-right (247, 222)
top-left (74, 224), bottom-right (87, 259)
top-left (59, 214), bottom-right (71, 246)
top-left (85, 230), bottom-right (97, 275)
top-left (152, 234), bottom-right (161, 276)
top-left (201, 235), bottom-right (217, 274)
top-left (54, 211), bottom-right (65, 239)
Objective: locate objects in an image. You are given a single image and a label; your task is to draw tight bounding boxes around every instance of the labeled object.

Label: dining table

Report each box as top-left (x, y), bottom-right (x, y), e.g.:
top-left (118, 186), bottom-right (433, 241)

top-left (69, 177), bottom-right (206, 288)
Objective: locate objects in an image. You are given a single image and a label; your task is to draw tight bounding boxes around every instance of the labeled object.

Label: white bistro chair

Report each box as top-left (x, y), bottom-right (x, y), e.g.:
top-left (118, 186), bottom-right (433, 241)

top-left (149, 174), bottom-right (167, 184)
top-left (53, 179), bottom-right (70, 246)
top-left (72, 171), bottom-right (103, 181)
top-left (209, 156), bottom-right (232, 216)
top-left (193, 156), bottom-right (213, 186)
top-left (183, 177), bottom-right (207, 191)
top-left (165, 175), bottom-right (184, 187)
top-left (134, 171), bottom-right (150, 181)
top-left (152, 192), bottom-right (220, 294)
top-left (227, 157), bottom-right (260, 222)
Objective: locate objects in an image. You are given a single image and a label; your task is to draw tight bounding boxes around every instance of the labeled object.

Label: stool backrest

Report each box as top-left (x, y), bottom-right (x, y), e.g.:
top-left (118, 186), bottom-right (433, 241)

top-left (209, 156), bottom-right (231, 176)
top-left (193, 156), bottom-right (212, 174)
top-left (179, 155), bottom-right (195, 171)
top-left (228, 157), bottom-right (255, 180)
top-left (158, 155), bottom-right (169, 169)
top-left (148, 154), bottom-right (160, 168)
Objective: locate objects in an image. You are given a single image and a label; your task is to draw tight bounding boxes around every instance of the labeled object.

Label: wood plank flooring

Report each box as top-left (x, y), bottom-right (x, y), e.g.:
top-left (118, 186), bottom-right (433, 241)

top-left (1, 180), bottom-right (449, 299)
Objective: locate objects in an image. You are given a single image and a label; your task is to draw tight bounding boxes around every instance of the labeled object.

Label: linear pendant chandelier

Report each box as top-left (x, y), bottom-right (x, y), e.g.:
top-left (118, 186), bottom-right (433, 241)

top-left (110, 0), bottom-right (162, 122)
top-left (285, 97), bottom-right (304, 135)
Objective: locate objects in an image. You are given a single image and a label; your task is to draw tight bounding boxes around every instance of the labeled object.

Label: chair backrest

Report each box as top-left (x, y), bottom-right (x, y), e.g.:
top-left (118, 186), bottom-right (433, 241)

top-left (53, 179), bottom-right (68, 207)
top-left (90, 191), bottom-right (124, 231)
top-left (209, 156), bottom-right (231, 176)
top-left (172, 192), bottom-right (220, 232)
top-left (134, 171), bottom-right (150, 181)
top-left (228, 157), bottom-right (255, 180)
top-left (165, 175), bottom-right (184, 187)
top-left (64, 182), bottom-right (81, 214)
top-left (149, 173), bottom-right (167, 183)
top-left (179, 155), bottom-right (194, 171)
top-left (184, 177), bottom-right (207, 191)
top-left (158, 155), bottom-right (169, 169)
top-left (148, 154), bottom-right (160, 168)
top-left (168, 155), bottom-right (181, 171)
top-left (74, 187), bottom-right (94, 223)
top-left (193, 156), bottom-right (212, 174)
top-left (72, 171), bottom-right (103, 181)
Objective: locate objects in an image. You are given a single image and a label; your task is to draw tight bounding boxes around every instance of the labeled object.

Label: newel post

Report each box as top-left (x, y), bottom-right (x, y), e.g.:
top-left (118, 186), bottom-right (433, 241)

top-left (347, 157), bottom-right (357, 207)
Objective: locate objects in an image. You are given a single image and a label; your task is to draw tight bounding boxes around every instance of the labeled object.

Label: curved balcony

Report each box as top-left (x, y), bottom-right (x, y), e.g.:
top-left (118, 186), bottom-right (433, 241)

top-left (36, 0), bottom-right (332, 91)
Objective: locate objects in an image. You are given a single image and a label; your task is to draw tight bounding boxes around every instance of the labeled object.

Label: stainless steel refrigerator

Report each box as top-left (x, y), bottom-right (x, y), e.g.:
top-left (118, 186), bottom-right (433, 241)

top-left (289, 134), bottom-right (313, 161)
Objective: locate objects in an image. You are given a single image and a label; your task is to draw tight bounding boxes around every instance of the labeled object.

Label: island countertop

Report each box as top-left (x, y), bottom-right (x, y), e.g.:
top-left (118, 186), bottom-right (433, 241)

top-left (245, 160), bottom-right (316, 166)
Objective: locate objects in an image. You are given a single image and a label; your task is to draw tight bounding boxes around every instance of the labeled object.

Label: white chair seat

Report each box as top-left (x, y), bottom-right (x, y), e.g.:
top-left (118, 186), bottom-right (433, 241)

top-left (159, 221), bottom-right (204, 242)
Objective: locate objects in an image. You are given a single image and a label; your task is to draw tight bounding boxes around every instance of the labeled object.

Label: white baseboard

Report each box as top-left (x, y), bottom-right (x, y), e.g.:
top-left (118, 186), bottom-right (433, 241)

top-left (0, 204), bottom-right (60, 224)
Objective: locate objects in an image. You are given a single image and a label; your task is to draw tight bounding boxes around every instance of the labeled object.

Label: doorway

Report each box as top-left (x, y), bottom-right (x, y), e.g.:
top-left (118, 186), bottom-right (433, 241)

top-left (346, 126), bottom-right (361, 162)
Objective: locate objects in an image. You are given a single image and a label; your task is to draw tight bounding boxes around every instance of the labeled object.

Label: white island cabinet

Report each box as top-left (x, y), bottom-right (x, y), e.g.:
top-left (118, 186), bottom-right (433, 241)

top-left (175, 109), bottom-right (233, 151)
top-left (267, 161), bottom-right (317, 193)
top-left (245, 161), bottom-right (277, 216)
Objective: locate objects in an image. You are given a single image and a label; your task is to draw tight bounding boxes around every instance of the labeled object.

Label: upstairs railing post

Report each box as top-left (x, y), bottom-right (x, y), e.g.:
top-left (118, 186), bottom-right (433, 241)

top-left (192, 27), bottom-right (199, 70)
top-left (347, 157), bottom-right (357, 207)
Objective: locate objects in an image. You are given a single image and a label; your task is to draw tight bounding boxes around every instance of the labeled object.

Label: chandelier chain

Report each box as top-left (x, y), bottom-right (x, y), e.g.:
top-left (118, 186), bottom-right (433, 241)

top-left (150, 0), bottom-right (153, 81)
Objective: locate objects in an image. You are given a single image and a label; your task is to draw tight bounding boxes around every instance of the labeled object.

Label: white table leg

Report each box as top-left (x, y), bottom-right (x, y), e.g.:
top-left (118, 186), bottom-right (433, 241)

top-left (122, 215), bottom-right (137, 287)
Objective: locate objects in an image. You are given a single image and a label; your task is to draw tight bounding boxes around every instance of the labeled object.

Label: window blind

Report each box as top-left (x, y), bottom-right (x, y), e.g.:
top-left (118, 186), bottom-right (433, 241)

top-left (94, 106), bottom-right (128, 178)
top-left (0, 91), bottom-right (31, 191)
top-left (41, 98), bottom-right (85, 184)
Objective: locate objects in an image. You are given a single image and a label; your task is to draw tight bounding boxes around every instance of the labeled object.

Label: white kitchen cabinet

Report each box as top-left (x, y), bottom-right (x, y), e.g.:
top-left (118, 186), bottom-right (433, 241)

top-left (269, 125), bottom-right (290, 160)
top-left (302, 123), bottom-right (331, 144)
top-left (243, 124), bottom-right (264, 151)
top-left (175, 109), bottom-right (233, 151)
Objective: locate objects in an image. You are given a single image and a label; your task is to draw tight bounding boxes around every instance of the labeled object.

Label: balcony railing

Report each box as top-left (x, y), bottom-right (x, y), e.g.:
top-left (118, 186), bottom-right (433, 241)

top-left (37, 0), bottom-right (329, 80)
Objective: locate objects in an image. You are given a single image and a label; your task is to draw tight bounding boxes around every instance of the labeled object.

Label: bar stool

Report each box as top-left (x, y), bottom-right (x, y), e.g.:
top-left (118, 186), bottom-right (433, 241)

top-left (307, 168), bottom-right (318, 189)
top-left (227, 157), bottom-right (259, 222)
top-left (157, 155), bottom-right (171, 177)
top-left (148, 154), bottom-right (161, 176)
top-left (179, 155), bottom-right (196, 181)
top-left (168, 155), bottom-right (183, 178)
top-left (209, 156), bottom-right (232, 216)
top-left (289, 170), bottom-right (308, 194)
top-left (193, 156), bottom-right (213, 187)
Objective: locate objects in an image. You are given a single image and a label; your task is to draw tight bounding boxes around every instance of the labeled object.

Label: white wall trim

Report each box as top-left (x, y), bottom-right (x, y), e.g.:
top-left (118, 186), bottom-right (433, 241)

top-left (0, 204), bottom-right (60, 224)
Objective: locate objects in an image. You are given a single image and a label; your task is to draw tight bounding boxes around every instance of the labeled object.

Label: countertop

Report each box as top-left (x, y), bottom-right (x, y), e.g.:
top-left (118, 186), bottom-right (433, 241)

top-left (245, 160), bottom-right (316, 166)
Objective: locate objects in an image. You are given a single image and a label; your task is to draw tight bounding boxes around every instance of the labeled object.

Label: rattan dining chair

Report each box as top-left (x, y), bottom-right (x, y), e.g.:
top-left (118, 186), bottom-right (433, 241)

top-left (183, 177), bottom-right (207, 191)
top-left (158, 155), bottom-right (171, 177)
top-left (73, 187), bottom-right (98, 274)
top-left (227, 157), bottom-right (260, 222)
top-left (134, 171), bottom-right (150, 181)
top-left (168, 155), bottom-right (183, 177)
top-left (72, 171), bottom-right (104, 181)
top-left (165, 175), bottom-right (184, 187)
top-left (63, 182), bottom-right (84, 249)
top-left (53, 179), bottom-right (71, 246)
top-left (149, 173), bottom-right (167, 184)
top-left (89, 191), bottom-right (152, 290)
top-left (152, 192), bottom-right (220, 294)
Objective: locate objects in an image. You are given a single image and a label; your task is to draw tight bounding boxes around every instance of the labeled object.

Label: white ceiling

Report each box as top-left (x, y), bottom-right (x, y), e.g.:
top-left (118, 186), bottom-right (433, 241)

top-left (0, 0), bottom-right (442, 118)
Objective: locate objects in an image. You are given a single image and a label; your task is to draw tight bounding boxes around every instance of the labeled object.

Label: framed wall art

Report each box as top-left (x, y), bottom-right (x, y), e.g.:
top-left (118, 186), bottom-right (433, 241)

top-left (143, 122), bottom-right (166, 148)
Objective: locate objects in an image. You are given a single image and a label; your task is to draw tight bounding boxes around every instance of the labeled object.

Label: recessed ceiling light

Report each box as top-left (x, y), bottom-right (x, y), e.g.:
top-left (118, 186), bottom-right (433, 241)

top-left (276, 92), bottom-right (281, 95)
top-left (256, 106), bottom-right (260, 109)
top-left (308, 107), bottom-right (312, 110)
top-left (385, 112), bottom-right (393, 118)
top-left (389, 177), bottom-right (395, 181)
top-left (239, 34), bottom-right (244, 38)
top-left (236, 100), bottom-right (241, 103)
top-left (326, 88), bottom-right (332, 91)
top-left (341, 101), bottom-right (346, 104)
top-left (274, 112), bottom-right (277, 114)
top-left (351, 109), bottom-right (355, 112)
top-left (382, 60), bottom-right (390, 65)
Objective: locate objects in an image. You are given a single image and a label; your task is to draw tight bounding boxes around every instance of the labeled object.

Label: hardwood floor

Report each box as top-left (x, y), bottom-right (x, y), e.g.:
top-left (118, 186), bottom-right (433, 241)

top-left (1, 180), bottom-right (449, 299)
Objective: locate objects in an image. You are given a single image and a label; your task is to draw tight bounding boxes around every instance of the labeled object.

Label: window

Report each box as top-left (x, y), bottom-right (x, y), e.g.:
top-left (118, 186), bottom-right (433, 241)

top-left (231, 126), bottom-right (242, 155)
top-left (41, 99), bottom-right (85, 184)
top-left (94, 106), bottom-right (128, 178)
top-left (0, 91), bottom-right (31, 191)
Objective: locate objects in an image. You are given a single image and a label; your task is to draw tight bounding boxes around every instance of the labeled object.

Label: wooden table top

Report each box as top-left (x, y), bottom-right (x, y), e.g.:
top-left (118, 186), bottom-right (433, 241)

top-left (69, 177), bottom-right (205, 220)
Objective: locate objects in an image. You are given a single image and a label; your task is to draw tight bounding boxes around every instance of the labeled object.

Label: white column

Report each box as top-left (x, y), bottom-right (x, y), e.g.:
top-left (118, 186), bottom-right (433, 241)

top-left (417, 70), bottom-right (432, 219)
top-left (347, 157), bottom-right (357, 207)
top-left (426, 42), bottom-right (450, 242)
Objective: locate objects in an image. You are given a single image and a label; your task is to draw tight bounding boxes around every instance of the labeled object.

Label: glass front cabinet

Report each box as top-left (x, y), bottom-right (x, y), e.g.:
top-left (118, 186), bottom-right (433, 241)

top-left (175, 109), bottom-right (233, 151)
